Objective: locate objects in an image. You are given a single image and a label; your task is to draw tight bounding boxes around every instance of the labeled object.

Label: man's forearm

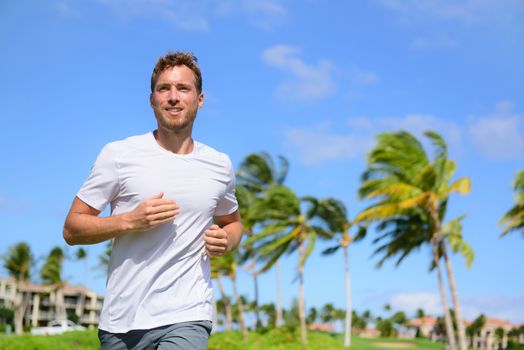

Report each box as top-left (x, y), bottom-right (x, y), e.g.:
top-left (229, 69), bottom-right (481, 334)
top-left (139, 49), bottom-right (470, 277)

top-left (63, 194), bottom-right (179, 246)
top-left (64, 213), bottom-right (130, 245)
top-left (222, 220), bottom-right (243, 253)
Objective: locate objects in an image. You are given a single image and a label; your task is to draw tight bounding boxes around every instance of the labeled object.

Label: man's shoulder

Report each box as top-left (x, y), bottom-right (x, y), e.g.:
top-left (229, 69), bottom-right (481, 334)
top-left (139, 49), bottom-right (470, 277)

top-left (195, 141), bottom-right (233, 166)
top-left (102, 132), bottom-right (152, 154)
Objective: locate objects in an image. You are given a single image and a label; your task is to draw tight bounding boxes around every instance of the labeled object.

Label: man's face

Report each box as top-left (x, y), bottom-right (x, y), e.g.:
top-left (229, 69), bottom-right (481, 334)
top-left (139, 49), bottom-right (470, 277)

top-left (150, 65), bottom-right (204, 133)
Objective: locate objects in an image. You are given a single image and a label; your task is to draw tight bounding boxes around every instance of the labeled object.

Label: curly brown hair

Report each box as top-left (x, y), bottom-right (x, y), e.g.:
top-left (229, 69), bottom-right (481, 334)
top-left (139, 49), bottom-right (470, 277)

top-left (150, 51), bottom-right (202, 93)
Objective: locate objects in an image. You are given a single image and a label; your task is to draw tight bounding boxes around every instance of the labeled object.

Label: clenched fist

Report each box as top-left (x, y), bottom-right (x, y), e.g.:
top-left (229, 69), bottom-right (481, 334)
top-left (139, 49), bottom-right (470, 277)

top-left (123, 192), bottom-right (179, 232)
top-left (204, 224), bottom-right (229, 257)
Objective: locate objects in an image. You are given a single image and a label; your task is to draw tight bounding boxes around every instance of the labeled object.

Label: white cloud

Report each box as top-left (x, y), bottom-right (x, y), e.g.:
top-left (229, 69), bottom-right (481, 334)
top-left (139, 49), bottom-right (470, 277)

top-left (468, 101), bottom-right (524, 160)
top-left (461, 294), bottom-right (524, 324)
top-left (284, 114), bottom-right (463, 165)
top-left (96, 0), bottom-right (209, 31)
top-left (375, 114), bottom-right (462, 152)
top-left (380, 0), bottom-right (524, 26)
top-left (262, 45), bottom-right (336, 101)
top-left (95, 0), bottom-right (286, 31)
top-left (284, 126), bottom-right (374, 165)
top-left (390, 291), bottom-right (442, 315)
top-left (349, 66), bottom-right (379, 85)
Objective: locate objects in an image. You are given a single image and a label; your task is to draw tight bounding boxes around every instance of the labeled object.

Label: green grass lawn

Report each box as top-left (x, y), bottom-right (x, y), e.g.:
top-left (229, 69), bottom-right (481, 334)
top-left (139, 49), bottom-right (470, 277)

top-left (0, 329), bottom-right (444, 350)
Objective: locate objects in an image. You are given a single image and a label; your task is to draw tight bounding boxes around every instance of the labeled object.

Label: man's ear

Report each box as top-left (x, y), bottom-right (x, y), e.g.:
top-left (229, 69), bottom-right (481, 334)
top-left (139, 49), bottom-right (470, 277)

top-left (198, 93), bottom-right (204, 108)
top-left (150, 93), bottom-right (155, 108)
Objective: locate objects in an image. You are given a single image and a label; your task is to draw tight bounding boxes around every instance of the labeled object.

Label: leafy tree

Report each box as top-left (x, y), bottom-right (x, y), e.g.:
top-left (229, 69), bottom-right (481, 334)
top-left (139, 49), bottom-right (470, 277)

top-left (247, 187), bottom-right (334, 345)
top-left (283, 299), bottom-right (300, 334)
top-left (500, 170), bottom-right (524, 237)
top-left (376, 318), bottom-right (395, 337)
top-left (391, 311), bottom-right (407, 327)
top-left (466, 314), bottom-right (486, 347)
top-left (319, 198), bottom-right (366, 348)
top-left (2, 242), bottom-right (34, 334)
top-left (40, 246), bottom-right (66, 321)
top-left (236, 152), bottom-right (289, 328)
top-left (93, 241), bottom-right (112, 277)
top-left (351, 311), bottom-right (367, 331)
top-left (214, 296), bottom-right (232, 331)
top-left (356, 130), bottom-right (472, 350)
top-left (320, 303), bottom-right (336, 325)
top-left (210, 253), bottom-right (248, 343)
top-left (259, 303), bottom-right (276, 328)
top-left (75, 247), bottom-right (88, 286)
top-left (307, 307), bottom-right (318, 325)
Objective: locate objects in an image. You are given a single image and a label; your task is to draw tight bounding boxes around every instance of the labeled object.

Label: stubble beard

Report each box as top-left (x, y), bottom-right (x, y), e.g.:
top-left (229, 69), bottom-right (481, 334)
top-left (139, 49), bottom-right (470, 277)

top-left (155, 104), bottom-right (198, 134)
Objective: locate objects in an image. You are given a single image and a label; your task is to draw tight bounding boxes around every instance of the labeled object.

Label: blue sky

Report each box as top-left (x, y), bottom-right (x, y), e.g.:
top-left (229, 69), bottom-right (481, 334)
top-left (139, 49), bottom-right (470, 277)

top-left (1, 0), bottom-right (523, 325)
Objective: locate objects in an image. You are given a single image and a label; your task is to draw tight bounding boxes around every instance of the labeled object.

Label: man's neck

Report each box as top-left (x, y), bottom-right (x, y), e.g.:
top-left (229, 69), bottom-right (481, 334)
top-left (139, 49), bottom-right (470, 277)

top-left (153, 128), bottom-right (194, 154)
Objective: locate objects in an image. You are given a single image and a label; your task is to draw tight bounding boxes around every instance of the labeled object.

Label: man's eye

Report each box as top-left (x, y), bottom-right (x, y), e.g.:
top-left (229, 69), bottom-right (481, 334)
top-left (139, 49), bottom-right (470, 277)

top-left (158, 86), bottom-right (169, 92)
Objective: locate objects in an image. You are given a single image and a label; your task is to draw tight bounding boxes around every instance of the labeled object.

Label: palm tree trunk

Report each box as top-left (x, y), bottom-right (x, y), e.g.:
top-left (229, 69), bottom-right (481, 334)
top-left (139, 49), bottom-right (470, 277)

top-left (212, 297), bottom-right (218, 333)
top-left (433, 244), bottom-right (457, 349)
top-left (298, 241), bottom-right (308, 345)
top-left (251, 256), bottom-right (262, 329)
top-left (441, 241), bottom-right (468, 350)
top-left (55, 285), bottom-right (66, 321)
top-left (14, 286), bottom-right (29, 335)
top-left (231, 277), bottom-right (248, 343)
top-left (216, 277), bottom-right (232, 331)
top-left (344, 245), bottom-right (352, 348)
top-left (275, 261), bottom-right (284, 328)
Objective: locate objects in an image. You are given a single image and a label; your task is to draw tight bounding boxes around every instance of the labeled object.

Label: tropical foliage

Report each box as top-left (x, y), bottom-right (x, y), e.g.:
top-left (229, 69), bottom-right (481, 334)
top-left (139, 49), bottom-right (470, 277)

top-left (355, 130), bottom-right (472, 350)
top-left (2, 242), bottom-right (34, 335)
top-left (3, 130), bottom-right (514, 350)
top-left (500, 170), bottom-right (524, 237)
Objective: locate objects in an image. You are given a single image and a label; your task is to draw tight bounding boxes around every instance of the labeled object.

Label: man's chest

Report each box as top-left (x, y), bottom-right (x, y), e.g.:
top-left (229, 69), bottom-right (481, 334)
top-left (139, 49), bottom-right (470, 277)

top-left (114, 156), bottom-right (229, 214)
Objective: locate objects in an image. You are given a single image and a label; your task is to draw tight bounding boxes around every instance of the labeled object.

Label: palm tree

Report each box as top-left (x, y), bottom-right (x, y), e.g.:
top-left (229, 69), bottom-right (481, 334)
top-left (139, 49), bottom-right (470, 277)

top-left (319, 198), bottom-right (366, 348)
top-left (466, 314), bottom-right (486, 347)
top-left (235, 183), bottom-right (265, 329)
top-left (210, 253), bottom-right (248, 342)
top-left (75, 247), bottom-right (88, 322)
top-left (500, 170), bottom-right (524, 236)
top-left (259, 302), bottom-right (277, 327)
top-left (2, 242), bottom-right (34, 334)
top-left (236, 151), bottom-right (289, 327)
top-left (356, 130), bottom-right (471, 350)
top-left (93, 241), bottom-right (112, 277)
top-left (320, 303), bottom-right (337, 329)
top-left (247, 187), bottom-right (334, 345)
top-left (40, 246), bottom-right (66, 321)
top-left (75, 247), bottom-right (88, 286)
top-left (369, 209), bottom-right (459, 348)
top-left (210, 260), bottom-right (233, 331)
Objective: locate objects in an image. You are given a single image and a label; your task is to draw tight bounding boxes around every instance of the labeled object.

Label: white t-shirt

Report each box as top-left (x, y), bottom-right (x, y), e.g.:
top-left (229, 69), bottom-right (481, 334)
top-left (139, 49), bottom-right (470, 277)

top-left (77, 132), bottom-right (238, 333)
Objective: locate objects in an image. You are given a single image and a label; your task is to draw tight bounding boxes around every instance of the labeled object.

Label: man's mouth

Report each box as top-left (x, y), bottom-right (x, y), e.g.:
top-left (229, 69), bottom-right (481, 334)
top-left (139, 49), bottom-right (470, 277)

top-left (166, 107), bottom-right (183, 114)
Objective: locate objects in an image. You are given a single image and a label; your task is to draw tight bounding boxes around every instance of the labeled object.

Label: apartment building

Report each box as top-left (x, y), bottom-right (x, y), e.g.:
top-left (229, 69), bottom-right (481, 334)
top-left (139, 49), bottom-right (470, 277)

top-left (0, 277), bottom-right (103, 328)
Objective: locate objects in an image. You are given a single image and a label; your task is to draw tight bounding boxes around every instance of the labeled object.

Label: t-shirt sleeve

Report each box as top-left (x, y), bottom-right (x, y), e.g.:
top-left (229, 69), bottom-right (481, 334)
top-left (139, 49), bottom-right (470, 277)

top-left (76, 144), bottom-right (120, 212)
top-left (214, 155), bottom-right (239, 216)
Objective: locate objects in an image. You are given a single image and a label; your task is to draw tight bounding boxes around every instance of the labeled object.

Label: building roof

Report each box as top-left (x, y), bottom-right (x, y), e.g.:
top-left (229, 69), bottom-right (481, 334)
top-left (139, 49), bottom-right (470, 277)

top-left (408, 317), bottom-right (437, 327)
top-left (484, 318), bottom-right (513, 329)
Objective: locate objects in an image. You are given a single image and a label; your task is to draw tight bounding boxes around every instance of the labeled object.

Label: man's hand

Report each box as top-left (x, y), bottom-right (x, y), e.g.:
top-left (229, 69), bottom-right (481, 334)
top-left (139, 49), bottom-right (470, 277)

top-left (123, 192), bottom-right (179, 232)
top-left (204, 224), bottom-right (229, 257)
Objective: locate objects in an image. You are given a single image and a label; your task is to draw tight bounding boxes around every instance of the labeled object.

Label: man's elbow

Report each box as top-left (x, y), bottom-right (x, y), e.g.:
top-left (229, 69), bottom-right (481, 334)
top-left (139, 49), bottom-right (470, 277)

top-left (63, 222), bottom-right (78, 246)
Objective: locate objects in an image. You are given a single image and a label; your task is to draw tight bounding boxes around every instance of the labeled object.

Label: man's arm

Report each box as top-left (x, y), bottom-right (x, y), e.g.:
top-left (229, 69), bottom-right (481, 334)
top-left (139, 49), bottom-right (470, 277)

top-left (63, 192), bottom-right (179, 245)
top-left (204, 210), bottom-right (243, 257)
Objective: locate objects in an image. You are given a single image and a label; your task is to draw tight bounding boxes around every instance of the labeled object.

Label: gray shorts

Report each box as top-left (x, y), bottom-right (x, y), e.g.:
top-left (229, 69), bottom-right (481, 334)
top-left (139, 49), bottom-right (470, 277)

top-left (98, 320), bottom-right (212, 350)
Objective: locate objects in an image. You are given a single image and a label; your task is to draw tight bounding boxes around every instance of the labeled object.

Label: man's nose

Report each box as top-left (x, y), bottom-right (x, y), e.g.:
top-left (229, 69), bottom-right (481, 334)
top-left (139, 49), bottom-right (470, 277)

top-left (168, 88), bottom-right (180, 102)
